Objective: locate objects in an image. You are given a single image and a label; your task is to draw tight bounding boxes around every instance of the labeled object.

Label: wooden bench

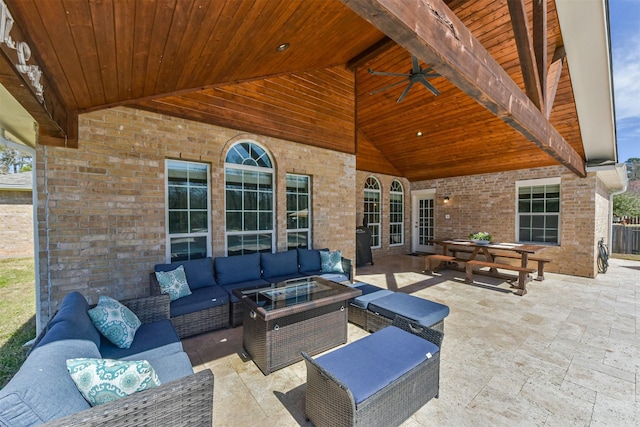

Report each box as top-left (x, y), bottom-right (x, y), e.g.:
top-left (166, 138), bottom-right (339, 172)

top-left (424, 254), bottom-right (457, 273)
top-left (489, 252), bottom-right (552, 280)
top-left (465, 260), bottom-right (536, 295)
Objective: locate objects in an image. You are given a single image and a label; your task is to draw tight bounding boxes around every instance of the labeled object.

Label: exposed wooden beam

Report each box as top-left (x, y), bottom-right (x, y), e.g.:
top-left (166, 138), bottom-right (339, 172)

top-left (347, 36), bottom-right (396, 70)
top-left (508, 0), bottom-right (543, 111)
top-left (533, 0), bottom-right (547, 110)
top-left (545, 46), bottom-right (566, 119)
top-left (340, 0), bottom-right (586, 177)
top-left (1, 0), bottom-right (76, 147)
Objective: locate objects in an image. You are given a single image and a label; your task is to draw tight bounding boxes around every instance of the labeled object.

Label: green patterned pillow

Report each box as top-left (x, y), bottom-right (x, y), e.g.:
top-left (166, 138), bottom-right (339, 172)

top-left (67, 358), bottom-right (160, 406)
top-left (320, 250), bottom-right (344, 273)
top-left (88, 295), bottom-right (141, 349)
top-left (154, 265), bottom-right (192, 301)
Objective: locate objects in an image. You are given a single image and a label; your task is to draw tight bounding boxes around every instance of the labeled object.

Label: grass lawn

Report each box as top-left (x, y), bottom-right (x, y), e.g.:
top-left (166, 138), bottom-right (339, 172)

top-left (0, 257), bottom-right (36, 388)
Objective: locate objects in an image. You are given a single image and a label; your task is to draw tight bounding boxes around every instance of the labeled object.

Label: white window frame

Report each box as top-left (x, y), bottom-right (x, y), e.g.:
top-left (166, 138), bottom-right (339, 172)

top-left (516, 177), bottom-right (561, 245)
top-left (389, 180), bottom-right (404, 246)
top-left (364, 176), bottom-right (381, 248)
top-left (286, 173), bottom-right (311, 250)
top-left (165, 159), bottom-right (211, 262)
top-left (224, 141), bottom-right (275, 256)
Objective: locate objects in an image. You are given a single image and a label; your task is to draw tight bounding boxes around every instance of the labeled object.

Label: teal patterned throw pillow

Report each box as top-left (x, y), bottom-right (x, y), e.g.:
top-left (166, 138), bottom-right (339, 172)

top-left (154, 265), bottom-right (192, 301)
top-left (67, 358), bottom-right (160, 406)
top-left (320, 250), bottom-right (344, 273)
top-left (88, 295), bottom-right (141, 349)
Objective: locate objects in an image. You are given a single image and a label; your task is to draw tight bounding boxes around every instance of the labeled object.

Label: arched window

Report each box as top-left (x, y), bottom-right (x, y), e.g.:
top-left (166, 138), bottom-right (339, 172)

top-left (364, 177), bottom-right (381, 248)
top-left (225, 141), bottom-right (274, 255)
top-left (390, 180), bottom-right (404, 245)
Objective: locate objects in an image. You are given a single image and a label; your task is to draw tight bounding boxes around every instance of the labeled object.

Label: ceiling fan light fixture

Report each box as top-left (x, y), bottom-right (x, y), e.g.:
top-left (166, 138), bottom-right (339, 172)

top-left (416, 131), bottom-right (423, 137)
top-left (276, 43), bottom-right (290, 52)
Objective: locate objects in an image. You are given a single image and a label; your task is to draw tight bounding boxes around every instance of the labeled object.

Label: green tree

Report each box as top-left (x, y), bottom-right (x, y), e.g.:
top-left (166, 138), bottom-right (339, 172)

top-left (613, 192), bottom-right (640, 220)
top-left (626, 158), bottom-right (640, 181)
top-left (0, 147), bottom-right (32, 174)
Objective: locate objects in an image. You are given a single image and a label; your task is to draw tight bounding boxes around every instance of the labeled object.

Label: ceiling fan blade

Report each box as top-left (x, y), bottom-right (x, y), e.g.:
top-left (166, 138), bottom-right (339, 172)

top-left (370, 79), bottom-right (410, 95)
top-left (411, 55), bottom-right (421, 73)
top-left (421, 67), bottom-right (440, 78)
top-left (368, 69), bottom-right (411, 77)
top-left (417, 77), bottom-right (441, 96)
top-left (397, 81), bottom-right (415, 103)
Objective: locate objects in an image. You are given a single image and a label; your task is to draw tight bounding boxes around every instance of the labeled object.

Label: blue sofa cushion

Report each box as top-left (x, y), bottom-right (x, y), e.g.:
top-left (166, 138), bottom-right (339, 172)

top-left (315, 326), bottom-right (439, 405)
top-left (319, 273), bottom-right (349, 283)
top-left (264, 273), bottom-right (306, 284)
top-left (261, 250), bottom-right (299, 279)
top-left (297, 248), bottom-right (323, 272)
top-left (123, 351), bottom-right (194, 385)
top-left (99, 319), bottom-right (182, 359)
top-left (34, 291), bottom-right (101, 351)
top-left (155, 257), bottom-right (215, 289)
top-left (0, 339), bottom-right (100, 426)
top-left (349, 283), bottom-right (394, 309)
top-left (221, 279), bottom-right (271, 303)
top-left (215, 253), bottom-right (262, 286)
top-left (169, 286), bottom-right (229, 317)
top-left (368, 293), bottom-right (450, 328)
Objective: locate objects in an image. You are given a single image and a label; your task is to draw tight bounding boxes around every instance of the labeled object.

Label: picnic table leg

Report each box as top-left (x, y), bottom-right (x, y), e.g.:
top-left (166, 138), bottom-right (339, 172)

top-left (514, 253), bottom-right (531, 295)
top-left (535, 260), bottom-right (545, 281)
top-left (465, 262), bottom-right (474, 284)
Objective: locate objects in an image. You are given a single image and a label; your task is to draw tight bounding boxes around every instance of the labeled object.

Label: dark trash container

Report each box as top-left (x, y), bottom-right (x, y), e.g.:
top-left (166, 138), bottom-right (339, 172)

top-left (356, 226), bottom-right (373, 267)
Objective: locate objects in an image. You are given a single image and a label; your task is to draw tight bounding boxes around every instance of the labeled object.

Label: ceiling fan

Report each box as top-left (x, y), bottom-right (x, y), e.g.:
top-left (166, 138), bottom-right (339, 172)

top-left (368, 55), bottom-right (441, 103)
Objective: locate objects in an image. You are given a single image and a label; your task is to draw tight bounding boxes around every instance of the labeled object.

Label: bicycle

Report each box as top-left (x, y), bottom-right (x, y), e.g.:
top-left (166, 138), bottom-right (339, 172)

top-left (598, 237), bottom-right (609, 273)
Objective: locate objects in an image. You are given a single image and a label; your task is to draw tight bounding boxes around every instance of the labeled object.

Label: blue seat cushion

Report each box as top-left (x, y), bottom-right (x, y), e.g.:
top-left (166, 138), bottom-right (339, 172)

top-left (368, 293), bottom-right (450, 327)
top-left (319, 272), bottom-right (349, 283)
top-left (215, 253), bottom-right (262, 286)
top-left (34, 292), bottom-right (101, 350)
top-left (99, 319), bottom-right (181, 359)
top-left (261, 250), bottom-right (299, 279)
top-left (221, 279), bottom-right (271, 303)
top-left (155, 257), bottom-right (215, 289)
top-left (315, 326), bottom-right (439, 405)
top-left (265, 273), bottom-right (306, 284)
top-left (169, 286), bottom-right (229, 317)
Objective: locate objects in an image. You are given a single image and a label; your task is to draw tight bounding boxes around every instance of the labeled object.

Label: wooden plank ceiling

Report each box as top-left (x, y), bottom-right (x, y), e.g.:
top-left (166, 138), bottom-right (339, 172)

top-left (1, 0), bottom-right (585, 181)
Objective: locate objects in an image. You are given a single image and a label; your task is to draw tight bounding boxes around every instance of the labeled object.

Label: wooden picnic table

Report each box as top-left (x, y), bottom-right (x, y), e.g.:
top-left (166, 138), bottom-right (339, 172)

top-left (426, 239), bottom-right (549, 296)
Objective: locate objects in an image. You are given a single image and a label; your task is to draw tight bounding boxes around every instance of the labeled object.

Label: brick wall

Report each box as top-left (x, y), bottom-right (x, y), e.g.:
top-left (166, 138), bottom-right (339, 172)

top-left (0, 190), bottom-right (34, 258)
top-left (411, 166), bottom-right (603, 278)
top-left (36, 107), bottom-right (356, 325)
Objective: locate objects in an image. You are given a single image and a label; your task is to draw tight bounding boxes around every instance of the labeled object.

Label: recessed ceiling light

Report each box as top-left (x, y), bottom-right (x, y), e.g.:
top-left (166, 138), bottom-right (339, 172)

top-left (276, 43), bottom-right (290, 52)
top-left (416, 131), bottom-right (423, 137)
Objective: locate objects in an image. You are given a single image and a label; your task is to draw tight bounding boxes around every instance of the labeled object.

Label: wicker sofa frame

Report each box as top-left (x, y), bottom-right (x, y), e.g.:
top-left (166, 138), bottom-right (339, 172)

top-left (150, 273), bottom-right (230, 338)
top-left (302, 316), bottom-right (443, 427)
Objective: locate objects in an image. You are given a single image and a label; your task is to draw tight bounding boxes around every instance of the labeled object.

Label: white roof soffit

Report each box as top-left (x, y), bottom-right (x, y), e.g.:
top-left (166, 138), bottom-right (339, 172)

top-left (0, 82), bottom-right (37, 150)
top-left (555, 0), bottom-right (617, 163)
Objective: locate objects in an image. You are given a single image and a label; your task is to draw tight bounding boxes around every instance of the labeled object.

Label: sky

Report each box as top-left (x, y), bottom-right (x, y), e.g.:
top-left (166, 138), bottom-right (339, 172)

top-left (610, 0), bottom-right (640, 162)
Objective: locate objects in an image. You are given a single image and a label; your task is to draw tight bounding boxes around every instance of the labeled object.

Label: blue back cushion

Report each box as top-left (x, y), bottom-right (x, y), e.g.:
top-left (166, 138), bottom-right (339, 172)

top-left (261, 250), bottom-right (299, 279)
top-left (214, 253), bottom-right (262, 285)
top-left (315, 326), bottom-right (439, 404)
top-left (35, 292), bottom-right (101, 350)
top-left (154, 257), bottom-right (215, 289)
top-left (297, 248), bottom-right (323, 272)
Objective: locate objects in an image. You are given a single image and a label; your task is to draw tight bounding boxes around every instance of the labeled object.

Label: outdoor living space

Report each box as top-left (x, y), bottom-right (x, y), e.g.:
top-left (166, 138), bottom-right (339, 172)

top-left (184, 254), bottom-right (640, 426)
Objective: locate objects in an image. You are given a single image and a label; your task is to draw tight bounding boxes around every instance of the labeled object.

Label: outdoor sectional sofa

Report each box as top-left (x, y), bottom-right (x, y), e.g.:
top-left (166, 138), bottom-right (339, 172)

top-left (0, 292), bottom-right (213, 427)
top-left (151, 248), bottom-right (352, 335)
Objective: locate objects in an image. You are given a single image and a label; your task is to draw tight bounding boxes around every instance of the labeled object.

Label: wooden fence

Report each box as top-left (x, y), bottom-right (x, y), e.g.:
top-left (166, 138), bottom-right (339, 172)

top-left (612, 224), bottom-right (640, 254)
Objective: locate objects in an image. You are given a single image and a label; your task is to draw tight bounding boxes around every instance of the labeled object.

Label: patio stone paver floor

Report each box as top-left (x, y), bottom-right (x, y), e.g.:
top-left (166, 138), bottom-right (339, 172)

top-left (182, 254), bottom-right (640, 426)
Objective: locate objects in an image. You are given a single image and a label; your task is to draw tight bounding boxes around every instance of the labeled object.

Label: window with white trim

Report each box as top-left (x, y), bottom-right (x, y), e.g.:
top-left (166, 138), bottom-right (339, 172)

top-left (166, 160), bottom-right (210, 262)
top-left (286, 174), bottom-right (311, 250)
top-left (517, 179), bottom-right (560, 244)
top-left (389, 180), bottom-right (404, 245)
top-left (364, 177), bottom-right (381, 248)
top-left (225, 141), bottom-right (274, 256)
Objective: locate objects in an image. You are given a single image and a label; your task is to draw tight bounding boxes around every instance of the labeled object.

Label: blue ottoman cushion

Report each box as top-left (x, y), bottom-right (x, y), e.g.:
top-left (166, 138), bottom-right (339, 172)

top-left (368, 293), bottom-right (450, 328)
top-left (315, 326), bottom-right (439, 404)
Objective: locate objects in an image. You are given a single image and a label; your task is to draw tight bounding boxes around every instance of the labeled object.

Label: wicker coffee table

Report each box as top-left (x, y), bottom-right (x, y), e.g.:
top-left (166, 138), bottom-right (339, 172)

top-left (233, 277), bottom-right (361, 375)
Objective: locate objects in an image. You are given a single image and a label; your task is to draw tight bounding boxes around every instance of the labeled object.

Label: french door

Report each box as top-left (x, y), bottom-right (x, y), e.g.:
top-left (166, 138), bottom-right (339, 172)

top-left (412, 190), bottom-right (435, 253)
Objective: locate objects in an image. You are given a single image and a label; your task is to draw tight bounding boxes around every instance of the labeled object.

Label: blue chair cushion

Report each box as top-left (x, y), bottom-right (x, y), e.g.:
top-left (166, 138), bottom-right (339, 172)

top-left (154, 257), bottom-right (215, 289)
top-left (315, 326), bottom-right (439, 404)
top-left (319, 273), bottom-right (349, 283)
top-left (99, 319), bottom-right (181, 359)
top-left (297, 248), bottom-right (324, 272)
top-left (368, 293), bottom-right (450, 328)
top-left (349, 284), bottom-right (395, 309)
top-left (169, 286), bottom-right (229, 317)
top-left (221, 279), bottom-right (271, 303)
top-left (34, 292), bottom-right (101, 350)
top-left (261, 250), bottom-right (299, 279)
top-left (215, 253), bottom-right (262, 285)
